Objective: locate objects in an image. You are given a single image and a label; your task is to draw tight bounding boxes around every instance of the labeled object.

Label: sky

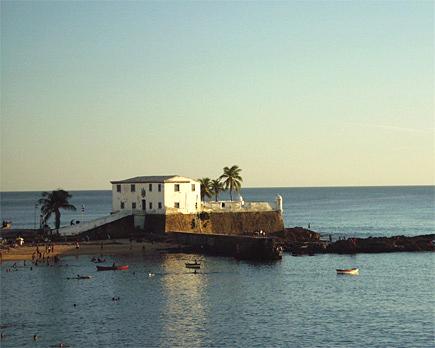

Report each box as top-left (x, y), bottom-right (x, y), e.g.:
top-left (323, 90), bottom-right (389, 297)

top-left (1, 1), bottom-right (434, 191)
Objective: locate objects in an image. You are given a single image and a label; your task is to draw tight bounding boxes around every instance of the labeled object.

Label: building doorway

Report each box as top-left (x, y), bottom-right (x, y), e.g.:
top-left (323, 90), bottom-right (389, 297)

top-left (141, 199), bottom-right (146, 211)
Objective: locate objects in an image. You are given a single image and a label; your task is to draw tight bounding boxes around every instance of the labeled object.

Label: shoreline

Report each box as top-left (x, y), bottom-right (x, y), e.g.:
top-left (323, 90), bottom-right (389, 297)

top-left (1, 230), bottom-right (433, 262)
top-left (0, 239), bottom-right (178, 262)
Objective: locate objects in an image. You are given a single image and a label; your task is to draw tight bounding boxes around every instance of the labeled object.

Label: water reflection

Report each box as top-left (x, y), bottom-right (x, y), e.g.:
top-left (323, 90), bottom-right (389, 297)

top-left (160, 254), bottom-right (208, 347)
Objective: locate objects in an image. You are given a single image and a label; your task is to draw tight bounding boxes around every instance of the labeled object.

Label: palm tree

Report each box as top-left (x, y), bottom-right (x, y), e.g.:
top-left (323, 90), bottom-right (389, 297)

top-left (39, 189), bottom-right (76, 230)
top-left (210, 179), bottom-right (224, 202)
top-left (220, 165), bottom-right (243, 201)
top-left (198, 178), bottom-right (212, 201)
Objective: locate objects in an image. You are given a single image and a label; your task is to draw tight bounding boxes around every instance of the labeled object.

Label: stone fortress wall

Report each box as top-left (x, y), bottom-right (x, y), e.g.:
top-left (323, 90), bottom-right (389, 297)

top-left (143, 210), bottom-right (284, 236)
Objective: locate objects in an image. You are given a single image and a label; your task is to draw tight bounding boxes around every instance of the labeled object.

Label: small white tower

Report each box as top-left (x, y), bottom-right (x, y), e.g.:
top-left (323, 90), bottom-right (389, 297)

top-left (239, 195), bottom-right (244, 206)
top-left (275, 194), bottom-right (283, 213)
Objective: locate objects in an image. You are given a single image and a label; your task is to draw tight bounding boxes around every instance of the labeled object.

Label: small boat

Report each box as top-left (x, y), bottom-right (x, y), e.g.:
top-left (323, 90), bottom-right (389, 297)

top-left (96, 265), bottom-right (129, 271)
top-left (336, 268), bottom-right (359, 275)
top-left (185, 261), bottom-right (201, 269)
top-left (67, 275), bottom-right (92, 280)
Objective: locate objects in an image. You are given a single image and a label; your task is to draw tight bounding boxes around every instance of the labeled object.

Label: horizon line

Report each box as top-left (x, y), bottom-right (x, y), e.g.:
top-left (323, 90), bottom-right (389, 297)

top-left (1, 183), bottom-right (434, 193)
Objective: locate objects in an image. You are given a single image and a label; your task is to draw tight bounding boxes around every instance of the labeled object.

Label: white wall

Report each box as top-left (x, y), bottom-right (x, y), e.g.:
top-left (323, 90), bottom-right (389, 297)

top-left (163, 181), bottom-right (200, 214)
top-left (112, 179), bottom-right (200, 214)
top-left (112, 183), bottom-right (165, 214)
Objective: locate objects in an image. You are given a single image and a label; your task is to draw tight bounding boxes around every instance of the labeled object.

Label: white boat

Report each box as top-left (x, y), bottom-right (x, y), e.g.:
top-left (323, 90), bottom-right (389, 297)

top-left (336, 268), bottom-right (359, 275)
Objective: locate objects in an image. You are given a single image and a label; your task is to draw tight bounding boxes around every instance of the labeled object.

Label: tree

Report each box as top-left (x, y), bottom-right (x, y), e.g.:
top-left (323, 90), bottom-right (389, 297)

top-left (210, 179), bottom-right (224, 202)
top-left (39, 189), bottom-right (77, 230)
top-left (220, 165), bottom-right (243, 201)
top-left (198, 178), bottom-right (212, 201)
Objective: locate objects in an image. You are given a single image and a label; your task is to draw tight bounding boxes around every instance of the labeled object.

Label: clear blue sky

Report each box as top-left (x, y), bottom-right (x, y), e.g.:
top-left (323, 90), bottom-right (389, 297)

top-left (1, 1), bottom-right (433, 191)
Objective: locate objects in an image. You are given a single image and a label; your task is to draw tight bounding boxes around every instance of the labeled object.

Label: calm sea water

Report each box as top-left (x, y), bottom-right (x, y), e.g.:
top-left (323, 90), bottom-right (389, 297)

top-left (0, 252), bottom-right (433, 347)
top-left (1, 186), bottom-right (434, 237)
top-left (1, 187), bottom-right (434, 347)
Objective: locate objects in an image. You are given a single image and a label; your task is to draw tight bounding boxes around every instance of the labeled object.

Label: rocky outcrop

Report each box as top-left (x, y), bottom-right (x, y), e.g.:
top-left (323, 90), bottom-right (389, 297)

top-left (271, 227), bottom-right (320, 242)
top-left (270, 227), bottom-right (324, 254)
top-left (270, 228), bottom-right (434, 255)
top-left (327, 234), bottom-right (434, 254)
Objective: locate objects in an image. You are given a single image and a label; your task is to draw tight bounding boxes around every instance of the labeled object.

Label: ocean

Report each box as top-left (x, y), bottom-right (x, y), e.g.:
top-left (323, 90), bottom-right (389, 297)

top-left (1, 186), bottom-right (434, 237)
top-left (1, 186), bottom-right (434, 347)
top-left (0, 252), bottom-right (433, 347)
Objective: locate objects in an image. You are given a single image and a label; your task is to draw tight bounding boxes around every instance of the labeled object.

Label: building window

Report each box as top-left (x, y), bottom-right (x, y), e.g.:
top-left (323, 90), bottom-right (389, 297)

top-left (132, 202), bottom-right (136, 209)
top-left (174, 202), bottom-right (180, 208)
top-left (191, 184), bottom-right (195, 191)
top-left (174, 184), bottom-right (180, 192)
top-left (158, 184), bottom-right (161, 192)
top-left (120, 202), bottom-right (125, 209)
top-left (149, 202), bottom-right (153, 209)
top-left (131, 184), bottom-right (135, 192)
top-left (149, 184), bottom-right (152, 192)
top-left (117, 185), bottom-right (121, 192)
top-left (158, 202), bottom-right (162, 209)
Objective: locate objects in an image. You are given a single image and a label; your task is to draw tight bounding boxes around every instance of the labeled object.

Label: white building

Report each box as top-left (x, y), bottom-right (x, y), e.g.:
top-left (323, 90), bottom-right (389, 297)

top-left (111, 175), bottom-right (201, 215)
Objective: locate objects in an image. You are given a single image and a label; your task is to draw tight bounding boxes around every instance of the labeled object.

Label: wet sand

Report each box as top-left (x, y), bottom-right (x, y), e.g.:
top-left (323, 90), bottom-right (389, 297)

top-left (0, 239), bottom-right (177, 262)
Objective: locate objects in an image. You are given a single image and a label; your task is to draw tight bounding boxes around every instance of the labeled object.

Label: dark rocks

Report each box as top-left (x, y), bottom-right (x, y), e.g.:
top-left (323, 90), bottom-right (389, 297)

top-left (271, 228), bottom-right (434, 255)
top-left (270, 227), bottom-right (325, 254)
top-left (327, 234), bottom-right (435, 254)
top-left (271, 227), bottom-right (321, 242)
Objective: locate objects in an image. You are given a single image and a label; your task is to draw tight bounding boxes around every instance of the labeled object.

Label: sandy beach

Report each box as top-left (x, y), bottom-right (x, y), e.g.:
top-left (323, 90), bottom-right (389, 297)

top-left (0, 239), bottom-right (177, 262)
